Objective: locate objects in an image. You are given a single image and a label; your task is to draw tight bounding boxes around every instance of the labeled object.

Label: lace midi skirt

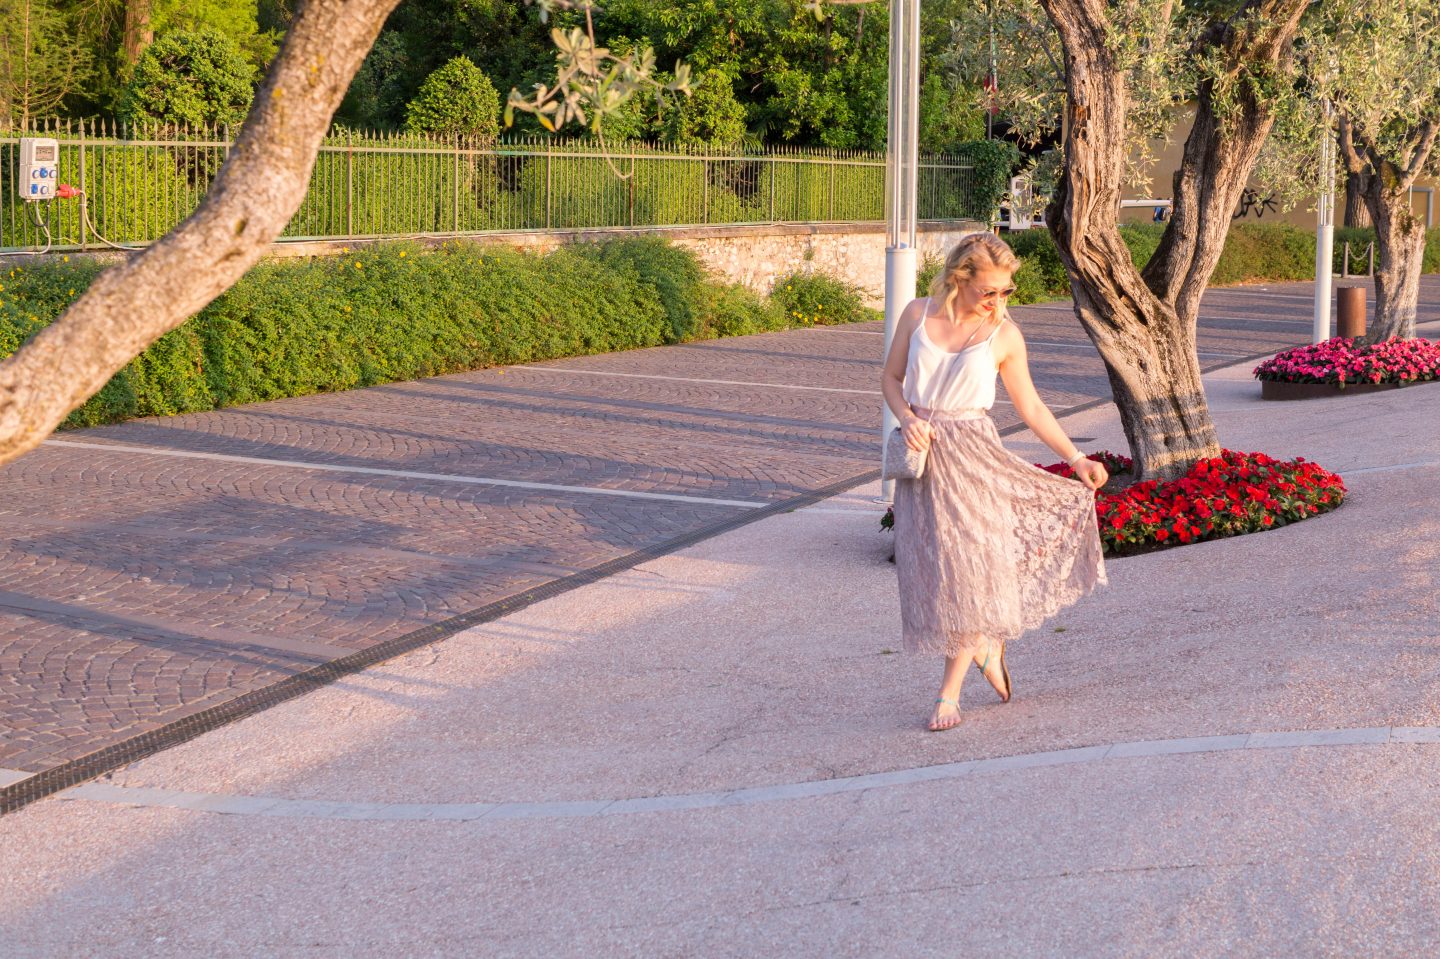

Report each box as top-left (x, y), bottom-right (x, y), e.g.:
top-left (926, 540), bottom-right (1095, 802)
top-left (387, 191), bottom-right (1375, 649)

top-left (893, 409), bottom-right (1106, 658)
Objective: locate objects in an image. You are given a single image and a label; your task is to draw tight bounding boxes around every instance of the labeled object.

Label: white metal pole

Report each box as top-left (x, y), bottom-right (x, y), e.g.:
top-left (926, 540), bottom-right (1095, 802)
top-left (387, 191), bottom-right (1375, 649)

top-left (1313, 99), bottom-right (1335, 344)
top-left (881, 0), bottom-right (922, 502)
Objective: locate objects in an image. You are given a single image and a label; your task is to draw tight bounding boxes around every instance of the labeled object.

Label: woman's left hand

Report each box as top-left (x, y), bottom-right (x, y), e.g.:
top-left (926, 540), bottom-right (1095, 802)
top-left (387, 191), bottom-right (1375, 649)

top-left (1073, 458), bottom-right (1109, 491)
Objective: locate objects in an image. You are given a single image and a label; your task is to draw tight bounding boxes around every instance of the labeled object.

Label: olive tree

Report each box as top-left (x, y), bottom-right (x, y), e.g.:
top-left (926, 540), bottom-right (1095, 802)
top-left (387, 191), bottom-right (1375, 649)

top-left (1316, 0), bottom-right (1440, 341)
top-left (1036, 0), bottom-right (1311, 481)
top-left (939, 0), bottom-right (1312, 481)
top-left (0, 0), bottom-right (680, 468)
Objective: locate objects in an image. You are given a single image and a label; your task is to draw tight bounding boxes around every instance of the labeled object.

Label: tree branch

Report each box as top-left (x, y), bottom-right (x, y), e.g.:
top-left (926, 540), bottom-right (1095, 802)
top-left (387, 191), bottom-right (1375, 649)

top-left (0, 0), bottom-right (403, 467)
top-left (1403, 118), bottom-right (1440, 180)
top-left (1336, 112), bottom-right (1367, 174)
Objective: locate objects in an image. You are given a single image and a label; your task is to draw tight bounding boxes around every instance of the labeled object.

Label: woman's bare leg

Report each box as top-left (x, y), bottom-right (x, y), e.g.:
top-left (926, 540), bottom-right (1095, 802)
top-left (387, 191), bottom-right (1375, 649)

top-left (928, 654), bottom-right (970, 731)
top-left (975, 635), bottom-right (1011, 702)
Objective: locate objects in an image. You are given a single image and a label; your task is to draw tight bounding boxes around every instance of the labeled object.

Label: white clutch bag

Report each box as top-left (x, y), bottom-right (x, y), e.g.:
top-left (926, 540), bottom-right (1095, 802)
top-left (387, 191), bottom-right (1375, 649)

top-left (883, 426), bottom-right (928, 480)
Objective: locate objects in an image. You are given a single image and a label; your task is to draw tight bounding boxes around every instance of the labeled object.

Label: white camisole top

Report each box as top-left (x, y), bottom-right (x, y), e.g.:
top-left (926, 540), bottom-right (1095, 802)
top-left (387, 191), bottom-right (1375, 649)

top-left (902, 299), bottom-right (1007, 413)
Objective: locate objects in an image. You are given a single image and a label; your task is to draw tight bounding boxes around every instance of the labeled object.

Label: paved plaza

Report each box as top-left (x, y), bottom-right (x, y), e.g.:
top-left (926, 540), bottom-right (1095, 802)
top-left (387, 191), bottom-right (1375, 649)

top-left (2, 277), bottom-right (1440, 955)
top-left (0, 277), bottom-right (1396, 786)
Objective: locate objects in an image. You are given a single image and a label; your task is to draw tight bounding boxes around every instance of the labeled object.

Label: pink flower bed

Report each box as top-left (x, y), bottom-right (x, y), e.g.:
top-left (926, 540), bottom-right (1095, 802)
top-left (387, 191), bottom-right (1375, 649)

top-left (1254, 336), bottom-right (1440, 387)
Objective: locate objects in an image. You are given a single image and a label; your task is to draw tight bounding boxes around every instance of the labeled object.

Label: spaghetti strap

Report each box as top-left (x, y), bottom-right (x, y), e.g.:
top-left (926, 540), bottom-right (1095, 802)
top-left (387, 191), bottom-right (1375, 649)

top-left (984, 317), bottom-right (1008, 345)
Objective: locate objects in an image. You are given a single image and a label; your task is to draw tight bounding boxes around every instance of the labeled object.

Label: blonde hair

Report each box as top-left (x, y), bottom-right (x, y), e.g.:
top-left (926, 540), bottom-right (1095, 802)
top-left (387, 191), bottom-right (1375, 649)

top-left (928, 232), bottom-right (1021, 322)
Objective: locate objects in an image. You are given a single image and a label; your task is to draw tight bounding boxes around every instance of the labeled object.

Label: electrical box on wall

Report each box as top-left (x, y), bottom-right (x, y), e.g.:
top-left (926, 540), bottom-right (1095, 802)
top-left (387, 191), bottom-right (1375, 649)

top-left (19, 138), bottom-right (60, 201)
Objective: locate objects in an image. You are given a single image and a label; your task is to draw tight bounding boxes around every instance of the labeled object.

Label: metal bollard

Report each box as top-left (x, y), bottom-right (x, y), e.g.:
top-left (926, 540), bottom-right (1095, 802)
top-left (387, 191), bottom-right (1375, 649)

top-left (1336, 286), bottom-right (1366, 339)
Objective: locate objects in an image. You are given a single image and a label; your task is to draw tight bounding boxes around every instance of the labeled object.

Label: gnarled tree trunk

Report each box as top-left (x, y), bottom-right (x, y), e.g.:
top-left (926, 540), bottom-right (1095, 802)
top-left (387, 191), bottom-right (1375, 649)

top-left (1367, 168), bottom-right (1429, 340)
top-left (0, 0), bottom-right (402, 468)
top-left (1037, 0), bottom-right (1308, 482)
top-left (1344, 174), bottom-right (1374, 229)
top-left (1343, 117), bottom-right (1439, 341)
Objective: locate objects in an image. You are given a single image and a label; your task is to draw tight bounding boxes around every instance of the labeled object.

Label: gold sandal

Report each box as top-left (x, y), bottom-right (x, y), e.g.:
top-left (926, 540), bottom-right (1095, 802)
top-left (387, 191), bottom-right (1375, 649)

top-left (975, 642), bottom-right (1012, 703)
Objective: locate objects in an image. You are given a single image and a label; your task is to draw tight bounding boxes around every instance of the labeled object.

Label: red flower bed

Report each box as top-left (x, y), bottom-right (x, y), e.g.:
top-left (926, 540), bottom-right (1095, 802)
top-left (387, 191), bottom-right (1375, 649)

top-left (1254, 336), bottom-right (1440, 387)
top-left (881, 450), bottom-right (1347, 556)
top-left (1045, 450), bottom-right (1346, 554)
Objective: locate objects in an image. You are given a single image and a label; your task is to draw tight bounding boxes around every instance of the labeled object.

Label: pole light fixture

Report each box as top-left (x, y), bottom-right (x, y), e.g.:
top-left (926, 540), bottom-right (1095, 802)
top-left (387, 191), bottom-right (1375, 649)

top-left (881, 0), bottom-right (922, 500)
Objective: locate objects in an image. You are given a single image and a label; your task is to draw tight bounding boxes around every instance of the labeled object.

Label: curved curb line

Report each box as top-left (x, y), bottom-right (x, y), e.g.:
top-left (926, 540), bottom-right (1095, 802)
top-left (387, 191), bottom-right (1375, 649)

top-left (56, 726), bottom-right (1437, 823)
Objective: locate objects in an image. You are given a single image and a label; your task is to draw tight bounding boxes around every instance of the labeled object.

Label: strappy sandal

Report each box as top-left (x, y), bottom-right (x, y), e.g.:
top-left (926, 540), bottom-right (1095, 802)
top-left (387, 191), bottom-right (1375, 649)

top-left (928, 696), bottom-right (962, 732)
top-left (975, 641), bottom-right (1012, 703)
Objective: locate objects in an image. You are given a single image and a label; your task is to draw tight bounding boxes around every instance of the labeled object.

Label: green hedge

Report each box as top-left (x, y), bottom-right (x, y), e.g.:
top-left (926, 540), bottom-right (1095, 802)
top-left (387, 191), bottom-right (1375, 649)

top-left (1, 239), bottom-right (877, 428)
top-left (1000, 224), bottom-right (1440, 304)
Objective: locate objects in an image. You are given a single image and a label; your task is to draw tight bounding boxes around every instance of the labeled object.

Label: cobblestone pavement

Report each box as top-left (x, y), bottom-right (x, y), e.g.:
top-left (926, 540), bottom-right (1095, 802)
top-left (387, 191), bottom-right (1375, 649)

top-left (0, 277), bottom-right (1430, 779)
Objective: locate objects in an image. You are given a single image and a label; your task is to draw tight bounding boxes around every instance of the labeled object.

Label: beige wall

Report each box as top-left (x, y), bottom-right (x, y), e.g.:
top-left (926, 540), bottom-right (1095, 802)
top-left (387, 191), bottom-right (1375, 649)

top-left (259, 220), bottom-right (988, 308)
top-left (668, 222), bottom-right (982, 307)
top-left (1120, 105), bottom-right (1438, 229)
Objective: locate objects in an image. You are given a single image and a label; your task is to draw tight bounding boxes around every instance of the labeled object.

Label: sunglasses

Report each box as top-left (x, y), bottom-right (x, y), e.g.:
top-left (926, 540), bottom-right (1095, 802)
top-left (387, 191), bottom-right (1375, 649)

top-left (978, 286), bottom-right (1017, 302)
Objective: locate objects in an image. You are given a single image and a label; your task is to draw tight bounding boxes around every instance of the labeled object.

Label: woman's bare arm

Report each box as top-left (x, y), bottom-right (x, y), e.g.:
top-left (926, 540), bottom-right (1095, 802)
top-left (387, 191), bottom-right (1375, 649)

top-left (881, 299), bottom-right (933, 452)
top-left (995, 320), bottom-right (1108, 489)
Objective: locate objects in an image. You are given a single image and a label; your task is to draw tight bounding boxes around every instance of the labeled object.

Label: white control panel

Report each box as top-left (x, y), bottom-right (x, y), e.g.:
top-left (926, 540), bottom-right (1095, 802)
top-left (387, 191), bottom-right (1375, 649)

top-left (20, 137), bottom-right (60, 201)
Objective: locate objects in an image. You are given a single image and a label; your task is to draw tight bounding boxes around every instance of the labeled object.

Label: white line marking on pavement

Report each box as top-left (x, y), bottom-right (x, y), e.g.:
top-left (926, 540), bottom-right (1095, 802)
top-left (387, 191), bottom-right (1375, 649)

top-left (53, 724), bottom-right (1430, 822)
top-left (1343, 460), bottom-right (1440, 476)
top-left (512, 364), bottom-right (1016, 406)
top-left (41, 440), bottom-right (768, 510)
top-left (1203, 290), bottom-right (1319, 302)
top-left (823, 326), bottom-right (1244, 360)
top-left (0, 768), bottom-right (31, 787)
top-left (512, 366), bottom-right (883, 396)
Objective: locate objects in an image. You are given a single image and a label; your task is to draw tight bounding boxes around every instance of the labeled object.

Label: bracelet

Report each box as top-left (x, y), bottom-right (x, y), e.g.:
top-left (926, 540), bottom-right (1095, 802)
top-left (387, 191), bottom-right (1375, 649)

top-left (1065, 450), bottom-right (1087, 467)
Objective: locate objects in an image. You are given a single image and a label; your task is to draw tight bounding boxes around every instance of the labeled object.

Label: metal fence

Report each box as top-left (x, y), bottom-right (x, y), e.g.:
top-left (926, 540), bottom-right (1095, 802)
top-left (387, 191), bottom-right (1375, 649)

top-left (1, 119), bottom-right (984, 253)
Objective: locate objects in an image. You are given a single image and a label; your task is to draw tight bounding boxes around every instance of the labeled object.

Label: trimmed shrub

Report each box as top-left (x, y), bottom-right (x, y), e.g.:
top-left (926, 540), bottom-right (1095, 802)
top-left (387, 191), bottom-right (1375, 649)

top-left (404, 57), bottom-right (501, 141)
top-left (917, 253), bottom-right (944, 295)
top-left (1005, 229), bottom-right (1071, 303)
top-left (697, 283), bottom-right (786, 338)
top-left (572, 237), bottom-right (706, 341)
top-left (770, 270), bottom-right (877, 326)
top-left (118, 30), bottom-right (255, 127)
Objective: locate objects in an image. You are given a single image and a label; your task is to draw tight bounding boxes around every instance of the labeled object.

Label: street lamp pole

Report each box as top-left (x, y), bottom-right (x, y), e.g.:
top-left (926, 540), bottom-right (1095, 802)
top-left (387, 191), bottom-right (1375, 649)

top-left (881, 0), bottom-right (921, 501)
top-left (1313, 98), bottom-right (1336, 344)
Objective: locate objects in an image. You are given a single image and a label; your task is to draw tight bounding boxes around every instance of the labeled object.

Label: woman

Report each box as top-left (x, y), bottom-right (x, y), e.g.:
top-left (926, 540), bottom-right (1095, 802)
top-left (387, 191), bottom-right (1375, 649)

top-left (881, 233), bottom-right (1108, 732)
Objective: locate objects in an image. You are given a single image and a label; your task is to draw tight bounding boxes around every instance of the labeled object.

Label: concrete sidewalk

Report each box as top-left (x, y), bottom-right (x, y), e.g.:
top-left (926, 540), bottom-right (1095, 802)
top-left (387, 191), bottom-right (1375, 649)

top-left (3, 359), bottom-right (1440, 957)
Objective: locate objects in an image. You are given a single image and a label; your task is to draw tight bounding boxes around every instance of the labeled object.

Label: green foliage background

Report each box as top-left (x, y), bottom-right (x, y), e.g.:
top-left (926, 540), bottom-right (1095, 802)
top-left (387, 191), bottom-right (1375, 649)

top-left (117, 30), bottom-right (256, 127)
top-left (0, 238), bottom-right (878, 428)
top-left (1003, 224), bottom-right (1440, 304)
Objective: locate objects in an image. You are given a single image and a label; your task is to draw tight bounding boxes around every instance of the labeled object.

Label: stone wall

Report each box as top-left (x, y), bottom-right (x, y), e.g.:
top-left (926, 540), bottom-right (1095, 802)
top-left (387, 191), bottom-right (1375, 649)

top-left (665, 221), bottom-right (984, 306)
top-left (260, 220), bottom-right (987, 307)
top-left (9, 221), bottom-right (987, 306)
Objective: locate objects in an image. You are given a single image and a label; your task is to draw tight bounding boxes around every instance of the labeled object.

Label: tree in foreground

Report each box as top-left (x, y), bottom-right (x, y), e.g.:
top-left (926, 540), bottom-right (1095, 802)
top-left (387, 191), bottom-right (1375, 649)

top-left (0, 0), bottom-right (681, 468)
top-left (1036, 0), bottom-right (1310, 482)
